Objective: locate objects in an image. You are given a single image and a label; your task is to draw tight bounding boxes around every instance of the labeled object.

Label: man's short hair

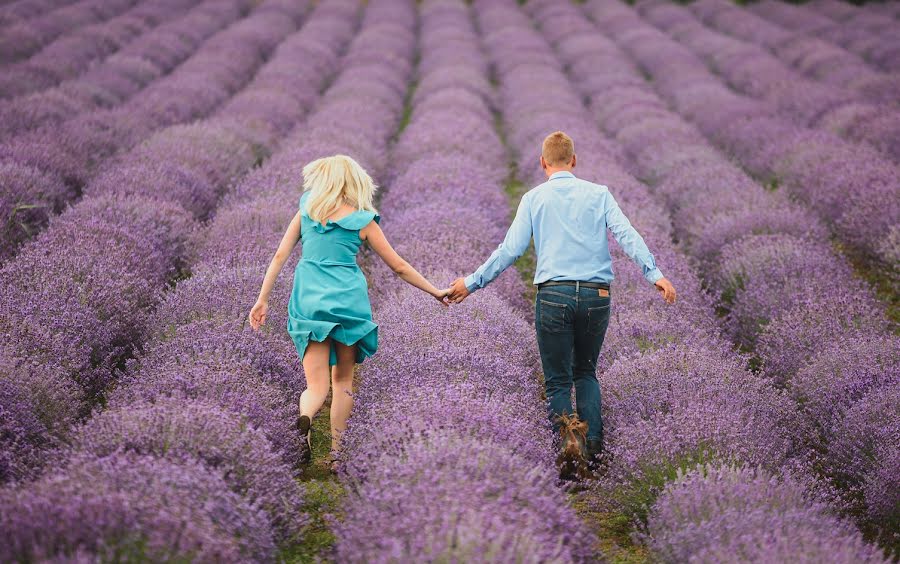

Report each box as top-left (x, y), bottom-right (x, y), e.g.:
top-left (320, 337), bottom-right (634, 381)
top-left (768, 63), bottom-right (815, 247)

top-left (542, 131), bottom-right (575, 166)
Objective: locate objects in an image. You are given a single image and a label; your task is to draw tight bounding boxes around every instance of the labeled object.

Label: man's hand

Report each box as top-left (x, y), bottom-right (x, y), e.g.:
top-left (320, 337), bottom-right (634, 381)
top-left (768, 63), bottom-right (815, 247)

top-left (448, 277), bottom-right (471, 304)
top-left (655, 277), bottom-right (676, 304)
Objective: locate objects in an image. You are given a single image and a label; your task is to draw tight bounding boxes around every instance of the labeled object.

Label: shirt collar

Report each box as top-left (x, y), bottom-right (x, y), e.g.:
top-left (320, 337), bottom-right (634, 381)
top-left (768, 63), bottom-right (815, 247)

top-left (549, 171), bottom-right (575, 180)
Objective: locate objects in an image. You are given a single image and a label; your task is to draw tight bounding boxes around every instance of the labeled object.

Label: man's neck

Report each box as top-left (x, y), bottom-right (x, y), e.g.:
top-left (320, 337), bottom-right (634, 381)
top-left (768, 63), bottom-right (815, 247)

top-left (545, 167), bottom-right (574, 178)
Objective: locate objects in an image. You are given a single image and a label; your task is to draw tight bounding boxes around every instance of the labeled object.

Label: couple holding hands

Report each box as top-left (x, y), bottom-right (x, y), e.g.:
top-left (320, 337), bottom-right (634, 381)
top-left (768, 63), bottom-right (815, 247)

top-left (248, 131), bottom-right (676, 473)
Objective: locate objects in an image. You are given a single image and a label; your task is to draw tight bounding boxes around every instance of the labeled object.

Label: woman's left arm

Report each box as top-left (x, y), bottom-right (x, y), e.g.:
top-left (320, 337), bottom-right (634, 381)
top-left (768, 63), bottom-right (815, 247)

top-left (249, 210), bottom-right (302, 330)
top-left (361, 220), bottom-right (450, 306)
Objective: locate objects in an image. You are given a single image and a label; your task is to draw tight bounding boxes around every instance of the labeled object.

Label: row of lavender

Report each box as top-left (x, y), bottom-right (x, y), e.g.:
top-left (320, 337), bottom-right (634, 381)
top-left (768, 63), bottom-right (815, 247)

top-left (0, 0), bottom-right (139, 64)
top-left (751, 0), bottom-right (900, 74)
top-left (0, 0), bottom-right (261, 262)
top-left (137, 0), bottom-right (419, 557)
top-left (331, 0), bottom-right (595, 560)
top-left (0, 0), bottom-right (249, 138)
top-left (694, 0), bottom-right (897, 104)
top-left (487, 0), bottom-right (797, 556)
top-left (563, 0), bottom-right (897, 557)
top-left (0, 0), bottom-right (201, 99)
top-left (638, 0), bottom-right (900, 281)
top-left (612, 1), bottom-right (900, 288)
top-left (493, 0), bottom-right (891, 560)
top-left (0, 0), bottom-right (78, 29)
top-left (674, 0), bottom-right (900, 167)
top-left (0, 0), bottom-right (372, 559)
top-left (0, 0), bottom-right (319, 486)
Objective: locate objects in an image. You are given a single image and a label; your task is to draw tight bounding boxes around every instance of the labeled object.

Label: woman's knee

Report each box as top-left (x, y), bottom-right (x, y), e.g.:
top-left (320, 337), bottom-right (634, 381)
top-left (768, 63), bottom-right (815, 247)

top-left (331, 363), bottom-right (354, 388)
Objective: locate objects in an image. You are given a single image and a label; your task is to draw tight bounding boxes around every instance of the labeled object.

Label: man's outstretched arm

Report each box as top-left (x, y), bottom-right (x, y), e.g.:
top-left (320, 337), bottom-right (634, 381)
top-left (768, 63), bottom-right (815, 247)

top-left (449, 196), bottom-right (533, 303)
top-left (604, 190), bottom-right (676, 303)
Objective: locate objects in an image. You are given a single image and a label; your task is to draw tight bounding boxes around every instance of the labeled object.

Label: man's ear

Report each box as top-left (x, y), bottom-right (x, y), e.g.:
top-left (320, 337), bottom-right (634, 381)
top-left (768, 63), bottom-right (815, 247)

top-left (571, 154), bottom-right (577, 168)
top-left (540, 155), bottom-right (547, 170)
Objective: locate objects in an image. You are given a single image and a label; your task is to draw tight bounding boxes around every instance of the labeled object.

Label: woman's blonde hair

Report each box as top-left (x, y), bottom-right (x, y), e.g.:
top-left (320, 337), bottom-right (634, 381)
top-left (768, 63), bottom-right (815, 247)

top-left (302, 155), bottom-right (377, 223)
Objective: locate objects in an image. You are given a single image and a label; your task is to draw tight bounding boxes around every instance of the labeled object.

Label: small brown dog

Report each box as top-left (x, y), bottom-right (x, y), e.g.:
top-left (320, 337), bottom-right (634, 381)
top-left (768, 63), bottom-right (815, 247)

top-left (556, 413), bottom-right (592, 481)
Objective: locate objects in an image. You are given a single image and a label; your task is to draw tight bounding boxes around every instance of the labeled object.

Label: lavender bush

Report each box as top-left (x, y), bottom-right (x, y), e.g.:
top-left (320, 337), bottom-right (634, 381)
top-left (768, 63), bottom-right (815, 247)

top-left (828, 383), bottom-right (900, 538)
top-left (0, 453), bottom-right (277, 562)
top-left (576, 0), bottom-right (897, 550)
top-left (0, 160), bottom-right (73, 262)
top-left (0, 0), bottom-right (139, 65)
top-left (73, 399), bottom-right (307, 542)
top-left (0, 0), bottom-right (304, 256)
top-left (0, 0), bottom-right (201, 99)
top-left (0, 0), bottom-right (253, 138)
top-left (644, 464), bottom-right (889, 563)
top-left (0, 0), bottom-right (81, 28)
top-left (335, 433), bottom-right (594, 563)
top-left (791, 334), bottom-right (899, 443)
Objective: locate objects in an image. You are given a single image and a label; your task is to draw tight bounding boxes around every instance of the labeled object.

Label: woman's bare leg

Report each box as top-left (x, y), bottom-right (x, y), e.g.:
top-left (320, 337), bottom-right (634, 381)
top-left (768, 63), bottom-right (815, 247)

top-left (330, 343), bottom-right (357, 452)
top-left (300, 339), bottom-right (332, 419)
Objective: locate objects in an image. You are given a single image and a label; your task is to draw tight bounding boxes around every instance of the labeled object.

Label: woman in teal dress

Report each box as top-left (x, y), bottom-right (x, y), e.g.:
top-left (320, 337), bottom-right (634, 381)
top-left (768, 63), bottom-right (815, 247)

top-left (248, 155), bottom-right (450, 467)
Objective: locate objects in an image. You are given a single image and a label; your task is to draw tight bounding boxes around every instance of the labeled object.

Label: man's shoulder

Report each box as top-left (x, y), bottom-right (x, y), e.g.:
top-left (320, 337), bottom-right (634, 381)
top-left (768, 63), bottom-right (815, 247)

top-left (523, 181), bottom-right (549, 200)
top-left (527, 176), bottom-right (610, 201)
top-left (575, 177), bottom-right (610, 193)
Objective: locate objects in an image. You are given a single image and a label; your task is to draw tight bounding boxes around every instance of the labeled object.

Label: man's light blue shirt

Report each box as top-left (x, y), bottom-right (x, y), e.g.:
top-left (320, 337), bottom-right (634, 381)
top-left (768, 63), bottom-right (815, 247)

top-left (464, 171), bottom-right (664, 292)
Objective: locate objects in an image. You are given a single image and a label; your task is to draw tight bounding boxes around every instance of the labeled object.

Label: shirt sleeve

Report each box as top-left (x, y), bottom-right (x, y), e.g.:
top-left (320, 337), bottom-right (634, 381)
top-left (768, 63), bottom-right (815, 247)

top-left (464, 195), bottom-right (533, 293)
top-left (603, 190), bottom-right (664, 285)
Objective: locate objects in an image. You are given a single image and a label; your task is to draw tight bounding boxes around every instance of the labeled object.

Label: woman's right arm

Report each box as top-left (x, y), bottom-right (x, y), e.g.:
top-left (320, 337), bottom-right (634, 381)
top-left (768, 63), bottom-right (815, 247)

top-left (249, 210), bottom-right (302, 330)
top-left (361, 220), bottom-right (450, 306)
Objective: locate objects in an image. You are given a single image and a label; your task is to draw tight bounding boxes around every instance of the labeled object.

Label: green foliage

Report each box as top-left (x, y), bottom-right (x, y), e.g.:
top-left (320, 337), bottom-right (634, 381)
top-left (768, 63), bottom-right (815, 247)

top-left (570, 495), bottom-right (648, 563)
top-left (613, 448), bottom-right (722, 525)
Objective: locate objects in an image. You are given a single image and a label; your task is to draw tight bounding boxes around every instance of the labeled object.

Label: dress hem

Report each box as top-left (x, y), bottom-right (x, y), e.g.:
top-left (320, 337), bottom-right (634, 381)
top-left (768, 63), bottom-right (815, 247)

top-left (290, 323), bottom-right (377, 366)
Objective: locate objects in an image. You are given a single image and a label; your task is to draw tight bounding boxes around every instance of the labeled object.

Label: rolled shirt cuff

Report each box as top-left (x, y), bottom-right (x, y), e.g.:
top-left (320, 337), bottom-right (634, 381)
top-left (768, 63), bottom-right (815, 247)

top-left (464, 274), bottom-right (479, 293)
top-left (645, 268), bottom-right (664, 285)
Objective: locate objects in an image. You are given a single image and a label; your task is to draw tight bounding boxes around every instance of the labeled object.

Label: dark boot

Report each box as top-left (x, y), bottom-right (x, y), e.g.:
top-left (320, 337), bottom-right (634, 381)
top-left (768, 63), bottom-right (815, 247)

top-left (297, 415), bottom-right (312, 465)
top-left (556, 414), bottom-right (590, 482)
top-left (585, 438), bottom-right (603, 470)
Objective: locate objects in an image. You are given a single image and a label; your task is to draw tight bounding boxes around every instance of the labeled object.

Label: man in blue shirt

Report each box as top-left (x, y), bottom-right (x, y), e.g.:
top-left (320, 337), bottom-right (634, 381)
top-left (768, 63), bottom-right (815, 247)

top-left (448, 131), bottom-right (676, 468)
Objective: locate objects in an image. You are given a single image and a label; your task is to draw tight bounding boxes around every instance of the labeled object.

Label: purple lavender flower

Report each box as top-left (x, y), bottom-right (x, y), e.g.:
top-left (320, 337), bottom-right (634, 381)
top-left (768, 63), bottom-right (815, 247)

top-left (756, 297), bottom-right (889, 385)
top-left (110, 338), bottom-right (301, 462)
top-left (0, 452), bottom-right (277, 562)
top-left (0, 160), bottom-right (72, 261)
top-left (828, 383), bottom-right (900, 536)
top-left (73, 399), bottom-right (307, 541)
top-left (644, 463), bottom-right (889, 563)
top-left (713, 233), bottom-right (871, 346)
top-left (334, 433), bottom-right (596, 563)
top-left (0, 0), bottom-right (139, 66)
top-left (0, 343), bottom-right (79, 483)
top-left (790, 334), bottom-right (899, 443)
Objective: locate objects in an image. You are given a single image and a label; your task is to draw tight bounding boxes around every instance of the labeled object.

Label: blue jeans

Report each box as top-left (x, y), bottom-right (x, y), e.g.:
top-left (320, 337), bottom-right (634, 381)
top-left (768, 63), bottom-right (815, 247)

top-left (534, 283), bottom-right (611, 443)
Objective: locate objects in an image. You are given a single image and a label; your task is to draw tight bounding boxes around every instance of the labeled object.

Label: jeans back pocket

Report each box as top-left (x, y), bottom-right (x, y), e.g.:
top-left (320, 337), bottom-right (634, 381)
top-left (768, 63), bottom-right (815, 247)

top-left (539, 298), bottom-right (573, 334)
top-left (587, 301), bottom-right (611, 335)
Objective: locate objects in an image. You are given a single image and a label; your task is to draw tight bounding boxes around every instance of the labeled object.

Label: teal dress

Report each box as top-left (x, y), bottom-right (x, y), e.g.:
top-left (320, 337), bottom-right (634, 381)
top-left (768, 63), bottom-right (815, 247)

top-left (288, 191), bottom-right (379, 366)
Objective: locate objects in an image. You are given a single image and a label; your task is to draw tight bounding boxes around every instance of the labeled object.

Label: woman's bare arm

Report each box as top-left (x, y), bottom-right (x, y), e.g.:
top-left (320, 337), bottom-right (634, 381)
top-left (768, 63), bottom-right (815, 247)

top-left (361, 220), bottom-right (450, 306)
top-left (249, 210), bottom-right (302, 329)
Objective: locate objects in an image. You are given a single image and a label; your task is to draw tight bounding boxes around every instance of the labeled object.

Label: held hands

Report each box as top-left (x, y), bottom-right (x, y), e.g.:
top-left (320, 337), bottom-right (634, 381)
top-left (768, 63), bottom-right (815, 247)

top-left (655, 277), bottom-right (676, 304)
top-left (249, 300), bottom-right (268, 330)
top-left (432, 287), bottom-right (452, 307)
top-left (447, 277), bottom-right (470, 304)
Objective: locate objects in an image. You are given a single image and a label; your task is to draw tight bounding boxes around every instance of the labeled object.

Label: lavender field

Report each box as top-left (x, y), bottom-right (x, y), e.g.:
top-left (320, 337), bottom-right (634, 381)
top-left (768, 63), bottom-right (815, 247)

top-left (0, 0), bottom-right (897, 561)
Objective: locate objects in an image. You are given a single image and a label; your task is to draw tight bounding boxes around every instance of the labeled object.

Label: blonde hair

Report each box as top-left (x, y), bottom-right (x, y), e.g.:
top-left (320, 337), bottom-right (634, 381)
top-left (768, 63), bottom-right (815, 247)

top-left (302, 155), bottom-right (377, 223)
top-left (542, 131), bottom-right (575, 166)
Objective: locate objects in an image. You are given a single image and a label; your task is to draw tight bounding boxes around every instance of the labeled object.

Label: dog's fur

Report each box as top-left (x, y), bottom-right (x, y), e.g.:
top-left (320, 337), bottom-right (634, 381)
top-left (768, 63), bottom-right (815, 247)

top-left (556, 413), bottom-right (592, 481)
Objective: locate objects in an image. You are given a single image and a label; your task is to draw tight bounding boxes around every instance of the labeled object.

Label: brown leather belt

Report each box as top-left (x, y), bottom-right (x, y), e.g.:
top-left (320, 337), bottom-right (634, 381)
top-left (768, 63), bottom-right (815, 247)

top-left (537, 280), bottom-right (610, 290)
